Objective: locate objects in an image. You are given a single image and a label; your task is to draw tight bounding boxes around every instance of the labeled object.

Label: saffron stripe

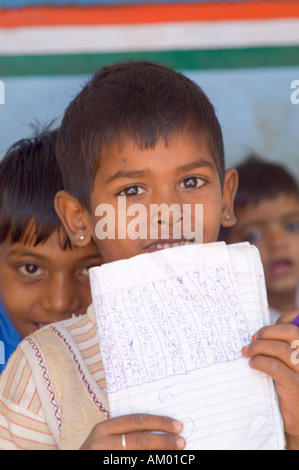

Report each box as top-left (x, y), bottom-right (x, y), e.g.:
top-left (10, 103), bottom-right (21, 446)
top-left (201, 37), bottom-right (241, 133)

top-left (1, 1), bottom-right (299, 28)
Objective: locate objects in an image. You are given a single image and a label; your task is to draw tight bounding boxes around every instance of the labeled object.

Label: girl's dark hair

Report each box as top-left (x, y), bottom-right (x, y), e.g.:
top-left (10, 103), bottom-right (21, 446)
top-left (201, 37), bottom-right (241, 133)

top-left (57, 61), bottom-right (225, 211)
top-left (234, 155), bottom-right (299, 208)
top-left (0, 127), bottom-right (67, 246)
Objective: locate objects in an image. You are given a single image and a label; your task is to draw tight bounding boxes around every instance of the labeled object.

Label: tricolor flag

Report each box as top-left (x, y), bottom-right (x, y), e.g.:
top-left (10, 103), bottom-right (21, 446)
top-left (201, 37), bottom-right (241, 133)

top-left (1, 1), bottom-right (299, 76)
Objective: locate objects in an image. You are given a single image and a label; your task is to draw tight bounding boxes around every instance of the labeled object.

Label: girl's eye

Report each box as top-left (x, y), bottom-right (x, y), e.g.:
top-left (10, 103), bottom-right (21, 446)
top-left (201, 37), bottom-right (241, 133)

top-left (81, 267), bottom-right (89, 276)
top-left (118, 186), bottom-right (146, 197)
top-left (19, 264), bottom-right (42, 276)
top-left (81, 266), bottom-right (96, 276)
top-left (180, 177), bottom-right (204, 189)
top-left (80, 258), bottom-right (104, 277)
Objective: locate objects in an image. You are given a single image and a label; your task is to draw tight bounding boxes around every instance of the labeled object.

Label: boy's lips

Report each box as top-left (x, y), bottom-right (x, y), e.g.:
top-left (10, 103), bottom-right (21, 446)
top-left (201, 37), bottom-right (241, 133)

top-left (144, 238), bottom-right (195, 253)
top-left (269, 259), bottom-right (293, 277)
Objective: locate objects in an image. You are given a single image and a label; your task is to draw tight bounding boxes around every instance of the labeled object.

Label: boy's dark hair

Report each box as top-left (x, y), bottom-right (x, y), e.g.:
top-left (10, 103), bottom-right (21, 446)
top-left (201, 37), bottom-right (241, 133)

top-left (234, 155), bottom-right (299, 208)
top-left (0, 127), bottom-right (67, 246)
top-left (57, 60), bottom-right (225, 211)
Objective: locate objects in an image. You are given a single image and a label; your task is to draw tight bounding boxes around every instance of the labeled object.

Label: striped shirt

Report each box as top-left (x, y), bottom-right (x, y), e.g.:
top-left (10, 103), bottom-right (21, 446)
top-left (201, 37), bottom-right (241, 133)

top-left (0, 307), bottom-right (108, 450)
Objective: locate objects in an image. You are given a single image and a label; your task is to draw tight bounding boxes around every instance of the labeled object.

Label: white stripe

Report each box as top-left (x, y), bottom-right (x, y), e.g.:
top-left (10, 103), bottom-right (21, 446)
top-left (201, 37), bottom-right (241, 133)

top-left (1, 19), bottom-right (299, 55)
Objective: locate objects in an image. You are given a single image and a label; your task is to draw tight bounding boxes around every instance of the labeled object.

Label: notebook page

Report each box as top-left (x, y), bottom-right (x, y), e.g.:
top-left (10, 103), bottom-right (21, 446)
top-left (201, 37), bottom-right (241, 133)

top-left (226, 243), bottom-right (284, 446)
top-left (227, 243), bottom-right (269, 330)
top-left (90, 242), bottom-right (285, 450)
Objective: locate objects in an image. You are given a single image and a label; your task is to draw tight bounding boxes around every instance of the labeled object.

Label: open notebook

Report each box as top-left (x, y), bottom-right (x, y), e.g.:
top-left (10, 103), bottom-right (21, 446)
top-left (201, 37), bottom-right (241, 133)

top-left (89, 242), bottom-right (285, 450)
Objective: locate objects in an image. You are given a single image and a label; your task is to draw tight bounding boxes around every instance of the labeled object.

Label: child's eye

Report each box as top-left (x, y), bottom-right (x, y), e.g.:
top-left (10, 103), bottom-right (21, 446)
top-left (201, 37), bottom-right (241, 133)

top-left (19, 264), bottom-right (42, 276)
top-left (243, 230), bottom-right (263, 244)
top-left (80, 266), bottom-right (95, 276)
top-left (118, 185), bottom-right (146, 197)
top-left (180, 176), bottom-right (204, 189)
top-left (284, 220), bottom-right (299, 233)
top-left (80, 260), bottom-right (103, 277)
top-left (81, 267), bottom-right (89, 276)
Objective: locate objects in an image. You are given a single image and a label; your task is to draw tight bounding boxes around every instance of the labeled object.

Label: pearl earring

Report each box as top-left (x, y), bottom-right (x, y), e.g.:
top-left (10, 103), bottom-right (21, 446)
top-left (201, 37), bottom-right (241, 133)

top-left (76, 233), bottom-right (86, 241)
top-left (225, 214), bottom-right (230, 220)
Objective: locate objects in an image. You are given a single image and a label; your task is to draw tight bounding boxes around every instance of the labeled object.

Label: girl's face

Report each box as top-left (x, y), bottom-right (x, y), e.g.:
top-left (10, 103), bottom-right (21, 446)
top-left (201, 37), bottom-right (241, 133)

top-left (0, 229), bottom-right (103, 337)
top-left (82, 134), bottom-right (237, 263)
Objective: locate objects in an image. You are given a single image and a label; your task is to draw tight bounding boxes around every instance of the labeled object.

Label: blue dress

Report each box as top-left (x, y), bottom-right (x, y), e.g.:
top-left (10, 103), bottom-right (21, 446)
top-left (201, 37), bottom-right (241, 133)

top-left (0, 301), bottom-right (23, 374)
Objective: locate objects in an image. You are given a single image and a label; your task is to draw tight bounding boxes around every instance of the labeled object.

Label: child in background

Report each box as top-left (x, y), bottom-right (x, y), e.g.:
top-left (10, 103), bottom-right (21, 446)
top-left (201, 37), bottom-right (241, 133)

top-left (223, 156), bottom-right (299, 323)
top-left (1, 62), bottom-right (299, 450)
top-left (0, 128), bottom-right (104, 373)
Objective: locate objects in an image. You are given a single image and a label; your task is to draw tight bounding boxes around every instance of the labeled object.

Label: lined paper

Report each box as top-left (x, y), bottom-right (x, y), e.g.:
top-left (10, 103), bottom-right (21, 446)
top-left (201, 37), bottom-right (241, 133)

top-left (90, 242), bottom-right (285, 450)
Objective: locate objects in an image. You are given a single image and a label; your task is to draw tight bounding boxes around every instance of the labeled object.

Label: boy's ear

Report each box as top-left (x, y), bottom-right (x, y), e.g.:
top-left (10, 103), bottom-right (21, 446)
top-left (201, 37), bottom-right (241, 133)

top-left (54, 190), bottom-right (92, 246)
top-left (221, 168), bottom-right (239, 228)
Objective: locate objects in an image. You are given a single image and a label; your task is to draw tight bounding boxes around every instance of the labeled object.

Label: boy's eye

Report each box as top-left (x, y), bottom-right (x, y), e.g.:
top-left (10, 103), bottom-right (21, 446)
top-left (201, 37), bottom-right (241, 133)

top-left (243, 230), bottom-right (263, 244)
top-left (284, 220), bottom-right (299, 233)
top-left (118, 185), bottom-right (146, 197)
top-left (19, 264), bottom-right (42, 276)
top-left (180, 176), bottom-right (204, 189)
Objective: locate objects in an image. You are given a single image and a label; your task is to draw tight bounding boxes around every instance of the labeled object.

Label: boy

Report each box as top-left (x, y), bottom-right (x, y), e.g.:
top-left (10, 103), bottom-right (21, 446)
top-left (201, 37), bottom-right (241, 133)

top-left (0, 129), bottom-right (103, 373)
top-left (1, 62), bottom-right (299, 450)
top-left (223, 156), bottom-right (299, 323)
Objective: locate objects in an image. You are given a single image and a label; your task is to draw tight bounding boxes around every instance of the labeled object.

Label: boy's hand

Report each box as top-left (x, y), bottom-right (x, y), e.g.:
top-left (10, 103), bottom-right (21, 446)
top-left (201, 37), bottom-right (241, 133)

top-left (242, 311), bottom-right (299, 450)
top-left (80, 413), bottom-right (185, 450)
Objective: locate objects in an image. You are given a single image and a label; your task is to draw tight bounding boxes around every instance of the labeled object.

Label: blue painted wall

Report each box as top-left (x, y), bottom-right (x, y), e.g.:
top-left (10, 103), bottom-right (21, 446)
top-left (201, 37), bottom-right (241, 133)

top-left (1, 66), bottom-right (298, 180)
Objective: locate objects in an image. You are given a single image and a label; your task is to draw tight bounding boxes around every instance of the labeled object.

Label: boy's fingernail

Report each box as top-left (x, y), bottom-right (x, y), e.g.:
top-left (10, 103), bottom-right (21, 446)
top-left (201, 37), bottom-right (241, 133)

top-left (173, 420), bottom-right (183, 432)
top-left (251, 334), bottom-right (256, 342)
top-left (176, 437), bottom-right (186, 449)
top-left (241, 346), bottom-right (247, 355)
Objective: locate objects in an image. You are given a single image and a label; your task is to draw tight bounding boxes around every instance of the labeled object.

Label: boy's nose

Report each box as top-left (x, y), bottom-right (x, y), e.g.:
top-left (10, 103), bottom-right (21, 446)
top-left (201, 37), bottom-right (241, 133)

top-left (268, 225), bottom-right (288, 251)
top-left (150, 203), bottom-right (183, 240)
top-left (154, 204), bottom-right (182, 225)
top-left (149, 188), bottom-right (183, 228)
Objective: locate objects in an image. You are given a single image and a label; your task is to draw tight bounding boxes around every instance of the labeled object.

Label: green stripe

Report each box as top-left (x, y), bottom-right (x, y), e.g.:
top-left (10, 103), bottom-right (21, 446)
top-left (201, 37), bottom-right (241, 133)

top-left (1, 46), bottom-right (299, 76)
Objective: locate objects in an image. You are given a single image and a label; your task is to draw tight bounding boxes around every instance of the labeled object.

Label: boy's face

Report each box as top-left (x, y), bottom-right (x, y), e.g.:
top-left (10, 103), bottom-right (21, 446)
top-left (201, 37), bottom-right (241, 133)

top-left (78, 134), bottom-right (237, 262)
top-left (0, 229), bottom-right (103, 337)
top-left (228, 194), bottom-right (299, 298)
